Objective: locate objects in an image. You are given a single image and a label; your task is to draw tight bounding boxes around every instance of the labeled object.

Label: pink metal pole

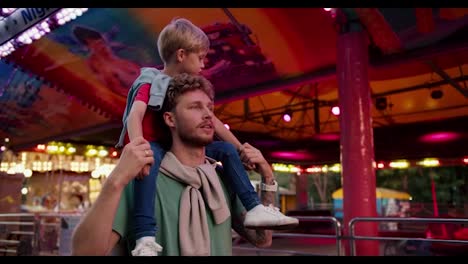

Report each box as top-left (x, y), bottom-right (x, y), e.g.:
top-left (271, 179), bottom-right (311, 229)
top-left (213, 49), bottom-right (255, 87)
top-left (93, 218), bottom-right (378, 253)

top-left (295, 173), bottom-right (309, 209)
top-left (431, 177), bottom-right (439, 217)
top-left (430, 171), bottom-right (448, 237)
top-left (337, 28), bottom-right (380, 255)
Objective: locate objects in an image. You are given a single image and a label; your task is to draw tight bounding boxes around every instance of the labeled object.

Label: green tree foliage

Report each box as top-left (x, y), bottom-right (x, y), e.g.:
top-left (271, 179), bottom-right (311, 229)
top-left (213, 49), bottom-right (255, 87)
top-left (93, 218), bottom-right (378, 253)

top-left (376, 166), bottom-right (467, 205)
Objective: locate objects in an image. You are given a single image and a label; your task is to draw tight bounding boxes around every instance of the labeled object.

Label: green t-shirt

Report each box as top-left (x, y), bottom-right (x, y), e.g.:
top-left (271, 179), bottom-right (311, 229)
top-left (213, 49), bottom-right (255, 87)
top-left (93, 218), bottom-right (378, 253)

top-left (112, 170), bottom-right (245, 256)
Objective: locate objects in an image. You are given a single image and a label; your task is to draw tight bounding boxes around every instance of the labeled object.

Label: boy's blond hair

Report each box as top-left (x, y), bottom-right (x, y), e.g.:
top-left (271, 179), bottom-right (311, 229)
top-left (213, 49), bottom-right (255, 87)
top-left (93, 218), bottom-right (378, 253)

top-left (157, 18), bottom-right (210, 64)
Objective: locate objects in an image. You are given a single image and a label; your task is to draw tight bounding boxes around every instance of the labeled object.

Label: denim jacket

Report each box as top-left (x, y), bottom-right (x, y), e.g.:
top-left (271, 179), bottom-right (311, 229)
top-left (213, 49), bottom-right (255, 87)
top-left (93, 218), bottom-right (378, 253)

top-left (116, 67), bottom-right (171, 148)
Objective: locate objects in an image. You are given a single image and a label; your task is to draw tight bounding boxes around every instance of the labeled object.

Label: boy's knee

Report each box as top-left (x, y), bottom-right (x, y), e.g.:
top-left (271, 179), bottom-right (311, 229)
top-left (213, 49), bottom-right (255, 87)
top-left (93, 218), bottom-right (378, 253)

top-left (216, 141), bottom-right (238, 156)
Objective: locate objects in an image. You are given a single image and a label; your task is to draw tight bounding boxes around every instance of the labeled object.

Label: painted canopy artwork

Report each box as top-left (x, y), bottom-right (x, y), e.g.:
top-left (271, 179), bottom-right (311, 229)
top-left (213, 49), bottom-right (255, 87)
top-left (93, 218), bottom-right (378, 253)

top-left (1, 8), bottom-right (468, 162)
top-left (0, 62), bottom-right (109, 147)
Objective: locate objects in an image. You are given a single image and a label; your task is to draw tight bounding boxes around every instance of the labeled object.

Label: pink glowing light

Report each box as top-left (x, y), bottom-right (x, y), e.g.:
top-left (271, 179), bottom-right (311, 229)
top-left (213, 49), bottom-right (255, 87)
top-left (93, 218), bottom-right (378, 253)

top-left (419, 132), bottom-right (461, 143)
top-left (331, 106), bottom-right (340, 116)
top-left (313, 133), bottom-right (340, 141)
top-left (283, 114), bottom-right (291, 122)
top-left (270, 151), bottom-right (314, 161)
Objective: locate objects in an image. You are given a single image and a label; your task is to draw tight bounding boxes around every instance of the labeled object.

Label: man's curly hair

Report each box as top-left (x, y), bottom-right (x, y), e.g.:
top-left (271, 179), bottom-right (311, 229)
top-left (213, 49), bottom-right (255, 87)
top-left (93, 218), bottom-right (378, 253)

top-left (157, 73), bottom-right (215, 150)
top-left (162, 73), bottom-right (215, 113)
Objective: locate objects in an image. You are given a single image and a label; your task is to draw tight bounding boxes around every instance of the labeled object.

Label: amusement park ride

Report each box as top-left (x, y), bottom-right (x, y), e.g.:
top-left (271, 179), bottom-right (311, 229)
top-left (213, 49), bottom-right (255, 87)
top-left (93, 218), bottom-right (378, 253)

top-left (0, 7), bottom-right (467, 256)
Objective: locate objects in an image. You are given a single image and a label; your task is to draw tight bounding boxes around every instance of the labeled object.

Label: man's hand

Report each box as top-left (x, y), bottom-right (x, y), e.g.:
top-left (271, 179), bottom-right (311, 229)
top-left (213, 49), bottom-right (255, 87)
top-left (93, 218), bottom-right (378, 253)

top-left (238, 143), bottom-right (273, 179)
top-left (136, 164), bottom-right (151, 180)
top-left (110, 137), bottom-right (154, 187)
top-left (237, 143), bottom-right (256, 171)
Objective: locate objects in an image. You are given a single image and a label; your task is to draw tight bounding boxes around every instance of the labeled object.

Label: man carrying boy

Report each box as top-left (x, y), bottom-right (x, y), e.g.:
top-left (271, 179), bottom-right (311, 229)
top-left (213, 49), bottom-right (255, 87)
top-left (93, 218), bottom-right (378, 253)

top-left (116, 18), bottom-right (298, 256)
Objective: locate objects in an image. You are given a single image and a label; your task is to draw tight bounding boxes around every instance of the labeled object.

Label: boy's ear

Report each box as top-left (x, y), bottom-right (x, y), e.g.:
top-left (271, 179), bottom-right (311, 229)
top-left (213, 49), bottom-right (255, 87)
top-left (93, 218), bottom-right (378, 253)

top-left (176, 49), bottom-right (185, 63)
top-left (163, 111), bottom-right (176, 128)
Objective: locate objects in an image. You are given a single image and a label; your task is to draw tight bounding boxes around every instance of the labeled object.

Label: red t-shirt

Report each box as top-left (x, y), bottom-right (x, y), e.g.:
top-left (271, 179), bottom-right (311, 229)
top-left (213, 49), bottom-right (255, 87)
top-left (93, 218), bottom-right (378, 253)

top-left (124, 83), bottom-right (165, 144)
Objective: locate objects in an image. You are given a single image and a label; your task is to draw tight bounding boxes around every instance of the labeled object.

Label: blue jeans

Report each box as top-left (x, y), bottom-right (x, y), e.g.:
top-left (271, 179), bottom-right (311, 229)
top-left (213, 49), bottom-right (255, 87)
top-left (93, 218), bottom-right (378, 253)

top-left (133, 141), bottom-right (165, 239)
top-left (205, 141), bottom-right (260, 211)
top-left (133, 140), bottom-right (260, 239)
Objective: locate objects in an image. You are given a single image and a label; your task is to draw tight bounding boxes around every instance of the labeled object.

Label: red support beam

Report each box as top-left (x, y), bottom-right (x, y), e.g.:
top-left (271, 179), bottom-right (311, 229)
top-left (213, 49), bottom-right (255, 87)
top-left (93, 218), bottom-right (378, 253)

top-left (295, 173), bottom-right (309, 209)
top-left (337, 26), bottom-right (379, 256)
top-left (415, 8), bottom-right (435, 34)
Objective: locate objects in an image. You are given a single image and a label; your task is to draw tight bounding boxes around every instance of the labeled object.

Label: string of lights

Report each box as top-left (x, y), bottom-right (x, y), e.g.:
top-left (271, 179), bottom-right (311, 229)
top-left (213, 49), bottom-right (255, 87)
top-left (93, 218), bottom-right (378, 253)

top-left (0, 8), bottom-right (88, 58)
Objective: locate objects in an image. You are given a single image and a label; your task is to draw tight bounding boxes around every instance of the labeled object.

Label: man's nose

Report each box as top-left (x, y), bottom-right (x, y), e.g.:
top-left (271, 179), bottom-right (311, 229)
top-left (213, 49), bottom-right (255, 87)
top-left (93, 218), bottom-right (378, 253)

top-left (202, 107), bottom-right (213, 118)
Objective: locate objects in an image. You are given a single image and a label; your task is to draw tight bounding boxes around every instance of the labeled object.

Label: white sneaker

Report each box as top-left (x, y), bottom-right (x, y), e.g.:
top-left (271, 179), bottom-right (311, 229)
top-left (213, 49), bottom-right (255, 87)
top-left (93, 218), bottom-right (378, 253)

top-left (131, 237), bottom-right (163, 256)
top-left (244, 204), bottom-right (299, 230)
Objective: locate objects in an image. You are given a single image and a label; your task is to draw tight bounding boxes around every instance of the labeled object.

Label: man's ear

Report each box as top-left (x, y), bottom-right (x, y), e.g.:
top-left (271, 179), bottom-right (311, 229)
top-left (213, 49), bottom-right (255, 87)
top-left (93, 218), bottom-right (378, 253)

top-left (163, 111), bottom-right (176, 128)
top-left (176, 49), bottom-right (185, 63)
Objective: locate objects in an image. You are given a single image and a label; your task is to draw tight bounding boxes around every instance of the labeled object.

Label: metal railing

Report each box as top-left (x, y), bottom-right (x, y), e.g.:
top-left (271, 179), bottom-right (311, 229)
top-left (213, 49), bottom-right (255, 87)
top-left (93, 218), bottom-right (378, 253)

top-left (233, 246), bottom-right (316, 256)
top-left (349, 217), bottom-right (468, 256)
top-left (0, 212), bottom-right (67, 256)
top-left (0, 213), bottom-right (37, 256)
top-left (2, 212), bottom-right (468, 256)
top-left (233, 216), bottom-right (343, 256)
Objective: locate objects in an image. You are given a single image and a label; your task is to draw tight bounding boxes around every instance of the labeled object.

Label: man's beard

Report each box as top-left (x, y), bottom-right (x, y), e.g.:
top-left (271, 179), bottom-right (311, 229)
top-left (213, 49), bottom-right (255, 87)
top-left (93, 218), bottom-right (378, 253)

top-left (177, 128), bottom-right (214, 147)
